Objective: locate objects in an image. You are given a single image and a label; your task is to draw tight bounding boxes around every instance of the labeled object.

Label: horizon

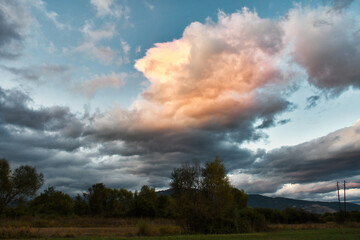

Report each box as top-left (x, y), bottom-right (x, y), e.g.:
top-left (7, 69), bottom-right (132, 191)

top-left (0, 0), bottom-right (360, 205)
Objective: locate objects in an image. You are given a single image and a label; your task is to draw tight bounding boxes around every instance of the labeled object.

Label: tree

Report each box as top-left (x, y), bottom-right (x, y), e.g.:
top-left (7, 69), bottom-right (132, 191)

top-left (85, 183), bottom-right (108, 216)
top-left (200, 157), bottom-right (234, 232)
top-left (231, 188), bottom-right (248, 210)
top-left (170, 162), bottom-right (200, 200)
top-left (74, 194), bottom-right (89, 216)
top-left (170, 157), bottom-right (237, 232)
top-left (133, 185), bottom-right (157, 218)
top-left (29, 186), bottom-right (74, 216)
top-left (0, 159), bottom-right (44, 215)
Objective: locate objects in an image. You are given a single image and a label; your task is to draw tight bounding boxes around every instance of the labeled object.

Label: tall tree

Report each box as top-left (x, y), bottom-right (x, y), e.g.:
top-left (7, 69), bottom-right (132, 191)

top-left (170, 157), bottom-right (245, 233)
top-left (85, 183), bottom-right (108, 216)
top-left (133, 185), bottom-right (157, 218)
top-left (0, 159), bottom-right (44, 215)
top-left (200, 157), bottom-right (234, 232)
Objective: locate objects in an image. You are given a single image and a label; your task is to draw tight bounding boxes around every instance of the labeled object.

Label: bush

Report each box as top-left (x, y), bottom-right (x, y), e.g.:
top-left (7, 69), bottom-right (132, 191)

top-left (236, 208), bottom-right (267, 232)
top-left (137, 220), bottom-right (153, 236)
top-left (0, 227), bottom-right (40, 239)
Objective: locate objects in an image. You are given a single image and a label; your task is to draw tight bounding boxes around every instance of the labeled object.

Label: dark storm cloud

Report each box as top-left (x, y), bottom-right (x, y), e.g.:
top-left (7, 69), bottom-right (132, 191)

top-left (0, 87), bottom-right (82, 133)
top-left (239, 122), bottom-right (360, 194)
top-left (84, 92), bottom-right (291, 188)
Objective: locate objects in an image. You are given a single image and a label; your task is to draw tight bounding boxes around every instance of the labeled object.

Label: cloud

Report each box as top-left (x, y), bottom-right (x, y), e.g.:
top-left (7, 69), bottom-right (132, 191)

top-left (70, 22), bottom-right (119, 65)
top-left (283, 5), bottom-right (360, 96)
top-left (71, 42), bottom-right (116, 65)
top-left (0, 64), bottom-right (69, 83)
top-left (73, 72), bottom-right (126, 97)
top-left (305, 95), bottom-right (320, 109)
top-left (82, 21), bottom-right (116, 42)
top-left (131, 9), bottom-right (289, 132)
top-left (144, 1), bottom-right (155, 11)
top-left (0, 1), bottom-right (33, 59)
top-left (228, 120), bottom-right (360, 200)
top-left (328, 0), bottom-right (354, 12)
top-left (0, 87), bottom-right (82, 133)
top-left (90, 0), bottom-right (130, 19)
top-left (116, 40), bottom-right (131, 65)
top-left (30, 0), bottom-right (67, 29)
top-left (83, 9), bottom-right (297, 188)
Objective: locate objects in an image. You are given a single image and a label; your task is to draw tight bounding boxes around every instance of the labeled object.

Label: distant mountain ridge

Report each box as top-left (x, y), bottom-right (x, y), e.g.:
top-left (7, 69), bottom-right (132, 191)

top-left (248, 194), bottom-right (360, 214)
top-left (156, 189), bottom-right (360, 214)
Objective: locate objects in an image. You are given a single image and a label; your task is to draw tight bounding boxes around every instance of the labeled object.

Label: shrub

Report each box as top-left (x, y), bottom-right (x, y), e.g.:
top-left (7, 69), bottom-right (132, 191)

top-left (137, 220), bottom-right (153, 236)
top-left (236, 208), bottom-right (267, 232)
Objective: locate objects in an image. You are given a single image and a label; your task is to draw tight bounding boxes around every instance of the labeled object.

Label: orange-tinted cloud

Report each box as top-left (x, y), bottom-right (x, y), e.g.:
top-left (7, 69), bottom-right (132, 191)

top-left (129, 9), bottom-right (287, 132)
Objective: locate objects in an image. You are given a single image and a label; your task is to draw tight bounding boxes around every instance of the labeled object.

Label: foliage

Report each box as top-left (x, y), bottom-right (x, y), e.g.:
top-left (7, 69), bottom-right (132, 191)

top-left (0, 159), bottom-right (44, 215)
top-left (84, 183), bottom-right (134, 217)
top-left (133, 185), bottom-right (157, 218)
top-left (29, 186), bottom-right (74, 216)
top-left (170, 156), bottom-right (249, 233)
top-left (73, 194), bottom-right (89, 216)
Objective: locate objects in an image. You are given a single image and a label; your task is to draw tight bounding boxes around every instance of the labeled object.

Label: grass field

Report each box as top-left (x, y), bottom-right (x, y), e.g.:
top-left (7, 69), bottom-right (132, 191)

top-left (6, 228), bottom-right (360, 240)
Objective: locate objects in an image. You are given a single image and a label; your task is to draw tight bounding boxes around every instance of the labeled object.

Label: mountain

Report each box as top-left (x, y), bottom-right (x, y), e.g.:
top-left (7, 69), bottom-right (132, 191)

top-left (248, 194), bottom-right (360, 214)
top-left (156, 189), bottom-right (360, 214)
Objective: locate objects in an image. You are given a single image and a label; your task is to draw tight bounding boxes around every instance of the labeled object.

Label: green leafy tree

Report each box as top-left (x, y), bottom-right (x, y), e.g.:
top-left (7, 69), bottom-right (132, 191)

top-left (74, 194), bottom-right (89, 216)
top-left (133, 185), bottom-right (157, 218)
top-left (0, 159), bottom-right (44, 215)
top-left (170, 157), bottom-right (248, 233)
top-left (170, 162), bottom-right (200, 199)
top-left (85, 183), bottom-right (108, 216)
top-left (29, 186), bottom-right (74, 216)
top-left (105, 188), bottom-right (133, 217)
top-left (200, 157), bottom-right (234, 232)
top-left (232, 188), bottom-right (248, 210)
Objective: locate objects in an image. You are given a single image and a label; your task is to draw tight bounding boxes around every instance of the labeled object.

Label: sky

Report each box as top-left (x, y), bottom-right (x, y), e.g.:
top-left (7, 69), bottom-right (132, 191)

top-left (0, 0), bottom-right (360, 204)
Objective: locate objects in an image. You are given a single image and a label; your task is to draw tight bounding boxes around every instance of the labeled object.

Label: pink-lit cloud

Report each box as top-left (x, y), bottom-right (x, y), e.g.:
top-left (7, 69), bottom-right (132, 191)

top-left (92, 8), bottom-right (290, 137)
top-left (283, 4), bottom-right (360, 95)
top-left (74, 72), bottom-right (126, 97)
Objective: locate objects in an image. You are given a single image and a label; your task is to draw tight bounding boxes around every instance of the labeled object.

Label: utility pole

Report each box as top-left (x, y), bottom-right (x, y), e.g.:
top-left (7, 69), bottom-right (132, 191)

top-left (337, 181), bottom-right (341, 212)
top-left (344, 180), bottom-right (347, 215)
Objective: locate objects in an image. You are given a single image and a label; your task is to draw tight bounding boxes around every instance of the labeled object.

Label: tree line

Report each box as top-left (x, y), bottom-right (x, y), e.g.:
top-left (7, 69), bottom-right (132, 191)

top-left (1, 157), bottom-right (360, 233)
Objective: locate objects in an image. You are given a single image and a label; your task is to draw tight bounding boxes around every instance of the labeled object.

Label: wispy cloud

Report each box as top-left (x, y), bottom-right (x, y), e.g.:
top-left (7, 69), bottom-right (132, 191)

top-left (90, 0), bottom-right (130, 20)
top-left (82, 21), bottom-right (116, 42)
top-left (144, 1), bottom-right (155, 11)
top-left (69, 22), bottom-right (118, 65)
top-left (30, 0), bottom-right (69, 29)
top-left (0, 64), bottom-right (69, 83)
top-left (73, 72), bottom-right (126, 97)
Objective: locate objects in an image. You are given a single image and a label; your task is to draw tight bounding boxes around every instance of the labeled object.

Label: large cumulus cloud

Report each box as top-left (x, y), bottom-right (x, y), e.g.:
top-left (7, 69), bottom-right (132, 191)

top-left (84, 9), bottom-right (296, 186)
